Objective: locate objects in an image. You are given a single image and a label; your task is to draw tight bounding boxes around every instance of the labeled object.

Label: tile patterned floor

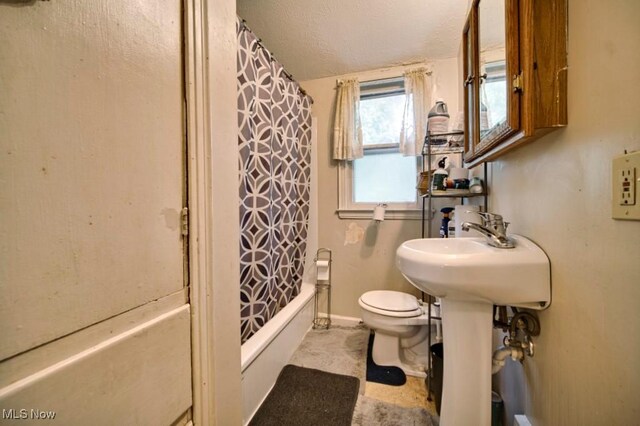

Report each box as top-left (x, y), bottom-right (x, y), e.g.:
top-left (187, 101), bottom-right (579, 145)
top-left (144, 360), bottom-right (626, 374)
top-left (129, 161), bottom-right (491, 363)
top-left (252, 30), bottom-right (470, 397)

top-left (288, 325), bottom-right (439, 426)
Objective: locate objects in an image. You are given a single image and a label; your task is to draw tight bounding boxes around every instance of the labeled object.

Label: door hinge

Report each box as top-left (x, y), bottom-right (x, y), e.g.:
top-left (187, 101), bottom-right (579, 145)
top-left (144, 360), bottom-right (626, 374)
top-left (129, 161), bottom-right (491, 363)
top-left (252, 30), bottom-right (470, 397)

top-left (181, 207), bottom-right (189, 237)
top-left (512, 72), bottom-right (523, 93)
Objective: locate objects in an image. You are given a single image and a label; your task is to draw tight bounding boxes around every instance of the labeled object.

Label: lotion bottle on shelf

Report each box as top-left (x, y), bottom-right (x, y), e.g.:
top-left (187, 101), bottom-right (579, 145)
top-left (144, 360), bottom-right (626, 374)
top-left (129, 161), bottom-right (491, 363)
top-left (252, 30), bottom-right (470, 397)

top-left (432, 157), bottom-right (449, 191)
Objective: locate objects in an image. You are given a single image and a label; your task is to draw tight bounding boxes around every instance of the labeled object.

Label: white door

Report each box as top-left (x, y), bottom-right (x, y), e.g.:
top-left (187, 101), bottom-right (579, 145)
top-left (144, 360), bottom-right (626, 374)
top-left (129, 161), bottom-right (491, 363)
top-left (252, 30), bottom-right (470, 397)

top-left (0, 1), bottom-right (192, 424)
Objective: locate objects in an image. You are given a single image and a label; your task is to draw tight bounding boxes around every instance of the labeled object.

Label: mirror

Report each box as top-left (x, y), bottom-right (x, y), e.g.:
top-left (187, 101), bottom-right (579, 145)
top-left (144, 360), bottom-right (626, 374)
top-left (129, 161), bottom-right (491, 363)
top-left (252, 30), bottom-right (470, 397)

top-left (478, 0), bottom-right (507, 140)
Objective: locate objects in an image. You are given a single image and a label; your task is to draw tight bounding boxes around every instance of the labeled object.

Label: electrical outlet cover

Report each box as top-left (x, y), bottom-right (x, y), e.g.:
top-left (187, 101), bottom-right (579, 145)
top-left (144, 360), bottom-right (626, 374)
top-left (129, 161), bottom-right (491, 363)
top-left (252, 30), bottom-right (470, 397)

top-left (612, 151), bottom-right (640, 220)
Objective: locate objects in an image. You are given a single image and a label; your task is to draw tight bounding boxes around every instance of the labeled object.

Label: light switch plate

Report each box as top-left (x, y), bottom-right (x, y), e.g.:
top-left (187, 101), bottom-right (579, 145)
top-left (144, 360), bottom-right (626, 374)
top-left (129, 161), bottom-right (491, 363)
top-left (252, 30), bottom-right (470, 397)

top-left (612, 151), bottom-right (640, 220)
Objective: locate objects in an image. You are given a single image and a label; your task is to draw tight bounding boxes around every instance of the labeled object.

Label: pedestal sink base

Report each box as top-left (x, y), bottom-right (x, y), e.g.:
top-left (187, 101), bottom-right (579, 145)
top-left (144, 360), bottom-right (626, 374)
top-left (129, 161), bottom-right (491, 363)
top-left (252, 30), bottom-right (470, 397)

top-left (395, 236), bottom-right (551, 424)
top-left (439, 299), bottom-right (493, 426)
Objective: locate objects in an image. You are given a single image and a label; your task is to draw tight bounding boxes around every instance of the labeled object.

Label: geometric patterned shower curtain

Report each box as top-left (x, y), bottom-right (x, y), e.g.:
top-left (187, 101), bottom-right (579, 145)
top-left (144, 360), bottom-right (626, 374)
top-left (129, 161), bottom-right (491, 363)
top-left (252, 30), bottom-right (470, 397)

top-left (237, 19), bottom-right (312, 344)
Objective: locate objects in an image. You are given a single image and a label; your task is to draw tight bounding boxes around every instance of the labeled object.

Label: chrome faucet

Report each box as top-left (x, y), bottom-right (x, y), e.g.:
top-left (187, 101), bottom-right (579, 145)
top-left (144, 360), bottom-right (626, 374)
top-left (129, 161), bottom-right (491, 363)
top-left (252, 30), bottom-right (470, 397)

top-left (462, 212), bottom-right (515, 249)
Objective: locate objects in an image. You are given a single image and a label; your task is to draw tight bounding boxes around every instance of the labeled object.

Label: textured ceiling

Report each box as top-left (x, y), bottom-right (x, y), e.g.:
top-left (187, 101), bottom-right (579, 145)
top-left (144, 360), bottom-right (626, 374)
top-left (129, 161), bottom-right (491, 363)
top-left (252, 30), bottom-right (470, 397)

top-left (237, 0), bottom-right (471, 81)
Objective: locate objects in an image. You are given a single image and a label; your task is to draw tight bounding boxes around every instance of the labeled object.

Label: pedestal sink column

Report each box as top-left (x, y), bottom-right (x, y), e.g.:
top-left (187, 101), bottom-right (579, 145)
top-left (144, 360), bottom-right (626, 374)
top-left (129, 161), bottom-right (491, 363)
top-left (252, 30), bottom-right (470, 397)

top-left (439, 299), bottom-right (493, 426)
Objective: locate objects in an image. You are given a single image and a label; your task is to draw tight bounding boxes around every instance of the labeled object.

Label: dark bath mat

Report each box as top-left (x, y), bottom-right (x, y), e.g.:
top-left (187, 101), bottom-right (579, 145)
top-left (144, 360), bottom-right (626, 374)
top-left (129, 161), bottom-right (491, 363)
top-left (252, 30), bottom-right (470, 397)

top-left (366, 332), bottom-right (407, 386)
top-left (249, 364), bottom-right (360, 426)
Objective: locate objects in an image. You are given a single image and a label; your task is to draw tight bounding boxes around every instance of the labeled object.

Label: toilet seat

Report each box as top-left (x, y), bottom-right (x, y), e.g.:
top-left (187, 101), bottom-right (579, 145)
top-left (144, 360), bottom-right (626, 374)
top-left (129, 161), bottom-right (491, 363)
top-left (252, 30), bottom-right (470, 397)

top-left (359, 290), bottom-right (423, 318)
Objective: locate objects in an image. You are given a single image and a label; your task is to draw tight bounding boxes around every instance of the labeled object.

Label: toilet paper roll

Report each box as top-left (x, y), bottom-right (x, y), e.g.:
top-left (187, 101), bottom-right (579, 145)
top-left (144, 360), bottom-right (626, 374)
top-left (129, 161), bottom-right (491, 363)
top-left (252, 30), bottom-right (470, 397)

top-left (449, 167), bottom-right (469, 181)
top-left (316, 260), bottom-right (330, 281)
top-left (373, 204), bottom-right (386, 221)
top-left (454, 205), bottom-right (482, 238)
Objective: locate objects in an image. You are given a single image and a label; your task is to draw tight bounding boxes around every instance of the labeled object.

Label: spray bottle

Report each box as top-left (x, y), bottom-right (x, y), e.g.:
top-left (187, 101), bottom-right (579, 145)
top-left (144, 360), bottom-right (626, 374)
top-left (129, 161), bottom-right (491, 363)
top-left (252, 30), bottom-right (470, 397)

top-left (440, 207), bottom-right (454, 238)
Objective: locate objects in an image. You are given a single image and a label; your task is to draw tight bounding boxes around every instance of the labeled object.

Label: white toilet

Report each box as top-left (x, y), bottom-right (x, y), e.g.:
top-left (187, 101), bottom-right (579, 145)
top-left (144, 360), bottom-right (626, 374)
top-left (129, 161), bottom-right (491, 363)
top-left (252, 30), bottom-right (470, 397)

top-left (358, 290), bottom-right (431, 377)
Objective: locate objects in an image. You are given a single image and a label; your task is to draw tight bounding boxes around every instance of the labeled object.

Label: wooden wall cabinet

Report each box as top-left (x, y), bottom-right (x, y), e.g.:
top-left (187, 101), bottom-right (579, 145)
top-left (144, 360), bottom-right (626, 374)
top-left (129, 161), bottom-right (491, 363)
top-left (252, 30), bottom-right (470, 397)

top-left (463, 0), bottom-right (568, 167)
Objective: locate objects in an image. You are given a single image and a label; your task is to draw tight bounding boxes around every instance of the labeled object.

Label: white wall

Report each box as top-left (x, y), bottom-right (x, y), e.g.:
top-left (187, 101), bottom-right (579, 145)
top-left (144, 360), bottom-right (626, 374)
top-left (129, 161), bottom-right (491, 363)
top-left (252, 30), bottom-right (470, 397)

top-left (300, 59), bottom-right (461, 318)
top-left (488, 1), bottom-right (640, 424)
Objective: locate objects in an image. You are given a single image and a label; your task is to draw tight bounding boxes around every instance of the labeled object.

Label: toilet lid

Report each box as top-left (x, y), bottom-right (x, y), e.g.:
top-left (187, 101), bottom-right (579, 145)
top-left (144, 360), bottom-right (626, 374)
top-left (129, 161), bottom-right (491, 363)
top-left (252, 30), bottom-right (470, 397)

top-left (360, 291), bottom-right (422, 318)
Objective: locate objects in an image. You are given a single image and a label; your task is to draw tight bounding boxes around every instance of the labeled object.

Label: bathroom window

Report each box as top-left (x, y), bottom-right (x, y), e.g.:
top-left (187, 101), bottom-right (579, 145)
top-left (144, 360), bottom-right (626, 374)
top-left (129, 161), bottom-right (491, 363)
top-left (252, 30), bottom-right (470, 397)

top-left (337, 77), bottom-right (421, 219)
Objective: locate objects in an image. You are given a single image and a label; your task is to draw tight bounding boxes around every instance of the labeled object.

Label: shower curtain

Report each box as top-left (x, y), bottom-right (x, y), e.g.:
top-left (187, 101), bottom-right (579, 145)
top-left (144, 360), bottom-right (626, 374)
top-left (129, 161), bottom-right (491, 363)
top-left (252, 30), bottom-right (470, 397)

top-left (237, 19), bottom-right (313, 344)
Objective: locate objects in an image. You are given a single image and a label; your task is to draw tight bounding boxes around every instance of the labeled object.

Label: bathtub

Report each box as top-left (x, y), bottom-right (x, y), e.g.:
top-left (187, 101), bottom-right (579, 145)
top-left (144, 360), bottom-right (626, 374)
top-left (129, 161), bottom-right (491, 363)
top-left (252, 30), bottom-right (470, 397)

top-left (240, 282), bottom-right (315, 425)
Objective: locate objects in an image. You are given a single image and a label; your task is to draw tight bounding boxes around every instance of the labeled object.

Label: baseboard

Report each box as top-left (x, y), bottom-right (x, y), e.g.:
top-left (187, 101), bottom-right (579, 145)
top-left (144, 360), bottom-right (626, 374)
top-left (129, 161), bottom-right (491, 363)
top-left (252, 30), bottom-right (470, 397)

top-left (514, 415), bottom-right (532, 426)
top-left (321, 314), bottom-right (362, 327)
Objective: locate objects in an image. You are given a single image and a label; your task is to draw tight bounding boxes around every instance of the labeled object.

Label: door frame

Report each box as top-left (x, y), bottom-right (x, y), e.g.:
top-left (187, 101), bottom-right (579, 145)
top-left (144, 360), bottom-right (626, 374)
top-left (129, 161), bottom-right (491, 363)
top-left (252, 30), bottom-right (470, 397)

top-left (184, 0), bottom-right (243, 424)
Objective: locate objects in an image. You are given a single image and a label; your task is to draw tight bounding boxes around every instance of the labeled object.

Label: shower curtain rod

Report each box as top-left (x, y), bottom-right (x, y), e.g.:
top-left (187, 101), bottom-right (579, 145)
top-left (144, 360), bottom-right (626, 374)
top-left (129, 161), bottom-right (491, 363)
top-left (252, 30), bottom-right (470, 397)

top-left (238, 18), bottom-right (313, 103)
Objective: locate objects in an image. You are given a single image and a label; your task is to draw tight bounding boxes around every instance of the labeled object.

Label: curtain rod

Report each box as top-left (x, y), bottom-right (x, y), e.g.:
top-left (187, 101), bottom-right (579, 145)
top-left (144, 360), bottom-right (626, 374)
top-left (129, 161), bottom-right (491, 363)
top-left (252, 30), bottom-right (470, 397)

top-left (335, 68), bottom-right (432, 89)
top-left (238, 19), bottom-right (313, 103)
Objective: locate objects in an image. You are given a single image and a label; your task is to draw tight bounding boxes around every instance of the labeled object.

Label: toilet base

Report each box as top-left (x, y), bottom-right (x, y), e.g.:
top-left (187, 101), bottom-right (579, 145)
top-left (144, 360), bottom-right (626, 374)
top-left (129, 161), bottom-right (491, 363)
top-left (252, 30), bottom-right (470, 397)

top-left (371, 331), bottom-right (429, 378)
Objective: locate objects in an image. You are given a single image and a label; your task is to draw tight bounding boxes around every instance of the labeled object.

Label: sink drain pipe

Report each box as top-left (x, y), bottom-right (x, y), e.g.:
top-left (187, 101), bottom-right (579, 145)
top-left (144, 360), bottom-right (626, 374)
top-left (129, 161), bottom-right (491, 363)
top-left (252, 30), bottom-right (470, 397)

top-left (492, 345), bottom-right (524, 374)
top-left (492, 310), bottom-right (540, 374)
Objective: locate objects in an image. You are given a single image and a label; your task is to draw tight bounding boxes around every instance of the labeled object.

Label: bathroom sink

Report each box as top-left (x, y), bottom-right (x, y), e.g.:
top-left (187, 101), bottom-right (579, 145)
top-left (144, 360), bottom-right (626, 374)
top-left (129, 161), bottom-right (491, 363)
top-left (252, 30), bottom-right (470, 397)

top-left (395, 235), bottom-right (551, 426)
top-left (396, 235), bottom-right (551, 426)
top-left (396, 236), bottom-right (550, 309)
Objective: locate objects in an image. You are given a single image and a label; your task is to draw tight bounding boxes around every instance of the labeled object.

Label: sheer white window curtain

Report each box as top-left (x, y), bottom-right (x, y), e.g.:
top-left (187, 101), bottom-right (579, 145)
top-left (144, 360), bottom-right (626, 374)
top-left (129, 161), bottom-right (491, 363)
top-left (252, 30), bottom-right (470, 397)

top-left (399, 68), bottom-right (432, 156)
top-left (333, 78), bottom-right (363, 160)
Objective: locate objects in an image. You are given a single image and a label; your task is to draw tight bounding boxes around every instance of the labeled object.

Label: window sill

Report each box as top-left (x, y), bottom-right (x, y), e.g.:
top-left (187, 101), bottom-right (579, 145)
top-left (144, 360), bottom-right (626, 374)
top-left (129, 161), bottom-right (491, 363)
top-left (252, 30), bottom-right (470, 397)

top-left (336, 209), bottom-right (422, 220)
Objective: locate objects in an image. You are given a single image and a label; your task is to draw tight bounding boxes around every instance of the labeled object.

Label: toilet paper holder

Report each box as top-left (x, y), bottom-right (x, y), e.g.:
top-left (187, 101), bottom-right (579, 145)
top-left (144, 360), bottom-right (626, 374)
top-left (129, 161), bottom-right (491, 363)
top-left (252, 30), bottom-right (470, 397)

top-left (313, 248), bottom-right (332, 329)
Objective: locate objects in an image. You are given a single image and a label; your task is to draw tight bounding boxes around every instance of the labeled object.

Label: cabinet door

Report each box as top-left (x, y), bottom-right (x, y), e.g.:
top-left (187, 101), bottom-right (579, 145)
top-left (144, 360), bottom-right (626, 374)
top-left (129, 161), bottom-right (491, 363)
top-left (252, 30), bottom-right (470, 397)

top-left (463, 9), bottom-right (479, 160)
top-left (473, 0), bottom-right (521, 156)
top-left (463, 0), bottom-right (566, 166)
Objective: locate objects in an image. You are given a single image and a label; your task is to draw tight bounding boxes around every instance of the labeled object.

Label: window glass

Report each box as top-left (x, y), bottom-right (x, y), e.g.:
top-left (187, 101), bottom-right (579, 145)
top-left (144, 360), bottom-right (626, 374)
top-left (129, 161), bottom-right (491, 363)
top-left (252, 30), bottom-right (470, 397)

top-left (353, 151), bottom-right (417, 203)
top-left (360, 94), bottom-right (406, 146)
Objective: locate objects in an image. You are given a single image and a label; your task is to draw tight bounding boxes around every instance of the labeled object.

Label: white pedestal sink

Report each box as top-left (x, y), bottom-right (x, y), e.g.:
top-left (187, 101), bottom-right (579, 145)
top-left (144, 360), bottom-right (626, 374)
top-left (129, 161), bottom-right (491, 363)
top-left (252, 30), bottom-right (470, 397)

top-left (396, 236), bottom-right (550, 426)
